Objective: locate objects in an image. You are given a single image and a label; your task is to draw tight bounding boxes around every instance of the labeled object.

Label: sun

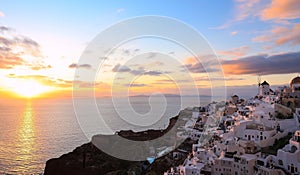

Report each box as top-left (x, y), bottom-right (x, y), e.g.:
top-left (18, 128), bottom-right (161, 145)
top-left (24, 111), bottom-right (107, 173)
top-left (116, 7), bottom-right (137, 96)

top-left (12, 79), bottom-right (52, 98)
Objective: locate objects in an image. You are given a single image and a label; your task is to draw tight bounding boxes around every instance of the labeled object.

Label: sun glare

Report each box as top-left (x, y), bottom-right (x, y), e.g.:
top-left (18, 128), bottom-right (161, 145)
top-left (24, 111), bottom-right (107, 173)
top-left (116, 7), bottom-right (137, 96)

top-left (12, 79), bottom-right (52, 98)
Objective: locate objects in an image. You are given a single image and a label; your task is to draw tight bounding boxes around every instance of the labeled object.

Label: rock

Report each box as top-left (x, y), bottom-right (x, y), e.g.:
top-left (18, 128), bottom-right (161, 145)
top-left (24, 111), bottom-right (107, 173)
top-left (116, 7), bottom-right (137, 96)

top-left (44, 115), bottom-right (194, 175)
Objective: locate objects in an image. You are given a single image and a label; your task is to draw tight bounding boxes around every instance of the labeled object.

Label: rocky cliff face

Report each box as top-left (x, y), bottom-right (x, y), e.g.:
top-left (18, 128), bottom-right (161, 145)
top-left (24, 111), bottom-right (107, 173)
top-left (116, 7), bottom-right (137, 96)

top-left (44, 113), bottom-right (195, 175)
top-left (44, 139), bottom-right (195, 175)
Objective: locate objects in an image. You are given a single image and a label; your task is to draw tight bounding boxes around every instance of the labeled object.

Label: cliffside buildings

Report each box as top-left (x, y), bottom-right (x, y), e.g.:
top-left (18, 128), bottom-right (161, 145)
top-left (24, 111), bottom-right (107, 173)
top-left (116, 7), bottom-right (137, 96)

top-left (165, 76), bottom-right (300, 175)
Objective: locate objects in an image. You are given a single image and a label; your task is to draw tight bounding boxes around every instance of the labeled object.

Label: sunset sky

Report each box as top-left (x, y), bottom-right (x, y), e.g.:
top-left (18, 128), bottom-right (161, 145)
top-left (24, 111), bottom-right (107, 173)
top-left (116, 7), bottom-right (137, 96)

top-left (0, 0), bottom-right (300, 98)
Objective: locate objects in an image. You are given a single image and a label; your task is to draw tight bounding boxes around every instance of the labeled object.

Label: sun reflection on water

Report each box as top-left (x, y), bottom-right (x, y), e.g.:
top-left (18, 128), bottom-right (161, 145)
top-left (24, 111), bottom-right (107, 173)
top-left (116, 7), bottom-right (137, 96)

top-left (15, 101), bottom-right (37, 173)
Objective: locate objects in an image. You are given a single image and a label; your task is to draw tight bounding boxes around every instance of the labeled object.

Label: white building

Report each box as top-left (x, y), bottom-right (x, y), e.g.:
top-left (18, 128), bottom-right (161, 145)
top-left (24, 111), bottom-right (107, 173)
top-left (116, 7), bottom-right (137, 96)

top-left (232, 120), bottom-right (286, 147)
top-left (255, 155), bottom-right (286, 175)
top-left (276, 130), bottom-right (300, 174)
top-left (189, 130), bottom-right (203, 141)
top-left (231, 95), bottom-right (239, 104)
top-left (192, 144), bottom-right (216, 163)
top-left (179, 158), bottom-right (205, 175)
top-left (212, 153), bottom-right (257, 175)
top-left (260, 81), bottom-right (270, 96)
top-left (294, 108), bottom-right (300, 126)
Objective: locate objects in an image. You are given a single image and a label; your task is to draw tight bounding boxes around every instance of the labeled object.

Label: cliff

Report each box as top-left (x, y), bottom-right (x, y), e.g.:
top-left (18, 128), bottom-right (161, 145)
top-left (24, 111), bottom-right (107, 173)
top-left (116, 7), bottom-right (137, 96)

top-left (44, 113), bottom-right (195, 175)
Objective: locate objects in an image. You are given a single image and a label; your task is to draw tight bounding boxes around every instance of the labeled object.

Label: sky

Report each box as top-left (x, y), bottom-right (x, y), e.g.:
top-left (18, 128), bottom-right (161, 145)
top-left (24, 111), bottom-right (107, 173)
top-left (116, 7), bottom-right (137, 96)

top-left (0, 0), bottom-right (300, 98)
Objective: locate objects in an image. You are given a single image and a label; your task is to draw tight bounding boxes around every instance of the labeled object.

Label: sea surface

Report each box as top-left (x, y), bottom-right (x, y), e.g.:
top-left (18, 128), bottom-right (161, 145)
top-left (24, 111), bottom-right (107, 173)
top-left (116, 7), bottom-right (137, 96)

top-left (0, 96), bottom-right (218, 174)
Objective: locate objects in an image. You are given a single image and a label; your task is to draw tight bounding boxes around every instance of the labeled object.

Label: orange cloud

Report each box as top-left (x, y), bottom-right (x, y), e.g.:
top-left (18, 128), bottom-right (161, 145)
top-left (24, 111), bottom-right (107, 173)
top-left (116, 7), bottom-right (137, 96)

top-left (183, 57), bottom-right (197, 65)
top-left (219, 46), bottom-right (249, 57)
top-left (252, 24), bottom-right (300, 46)
top-left (6, 74), bottom-right (112, 97)
top-left (222, 64), bottom-right (246, 75)
top-left (235, 0), bottom-right (261, 21)
top-left (261, 0), bottom-right (300, 20)
top-left (0, 25), bottom-right (51, 70)
top-left (211, 0), bottom-right (262, 29)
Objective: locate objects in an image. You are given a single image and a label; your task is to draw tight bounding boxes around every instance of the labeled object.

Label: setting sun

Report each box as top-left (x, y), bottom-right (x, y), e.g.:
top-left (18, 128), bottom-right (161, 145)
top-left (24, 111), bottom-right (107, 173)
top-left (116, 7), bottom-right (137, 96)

top-left (11, 79), bottom-right (52, 98)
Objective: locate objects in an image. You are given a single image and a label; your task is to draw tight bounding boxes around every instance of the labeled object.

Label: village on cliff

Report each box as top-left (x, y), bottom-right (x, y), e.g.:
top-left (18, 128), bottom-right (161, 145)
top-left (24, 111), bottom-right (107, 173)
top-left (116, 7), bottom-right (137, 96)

top-left (164, 76), bottom-right (300, 175)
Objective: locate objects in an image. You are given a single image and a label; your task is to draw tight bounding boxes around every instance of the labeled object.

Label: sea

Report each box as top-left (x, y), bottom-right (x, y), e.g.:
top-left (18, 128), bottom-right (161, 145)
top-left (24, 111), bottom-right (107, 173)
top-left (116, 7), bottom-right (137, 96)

top-left (0, 96), bottom-right (220, 174)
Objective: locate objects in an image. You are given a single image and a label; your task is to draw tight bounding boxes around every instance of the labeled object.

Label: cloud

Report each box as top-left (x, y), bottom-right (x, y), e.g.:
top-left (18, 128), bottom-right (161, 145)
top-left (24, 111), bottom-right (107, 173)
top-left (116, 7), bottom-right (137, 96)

top-left (129, 69), bottom-right (143, 75)
top-left (154, 79), bottom-right (175, 84)
top-left (31, 64), bottom-right (52, 70)
top-left (0, 26), bottom-right (11, 33)
top-left (68, 63), bottom-right (92, 69)
top-left (147, 52), bottom-right (157, 59)
top-left (72, 81), bottom-right (107, 88)
top-left (184, 62), bottom-right (217, 73)
top-left (112, 63), bottom-right (131, 72)
top-left (148, 61), bottom-right (165, 66)
top-left (8, 74), bottom-right (45, 79)
top-left (7, 74), bottom-right (109, 89)
top-left (213, 0), bottom-right (300, 30)
top-left (182, 55), bottom-right (219, 73)
top-left (0, 55), bottom-right (26, 69)
top-left (251, 0), bottom-right (300, 47)
top-left (222, 51), bottom-right (300, 75)
top-left (111, 64), bottom-right (167, 76)
top-left (183, 57), bottom-right (197, 65)
top-left (219, 46), bottom-right (249, 57)
top-left (212, 0), bottom-right (263, 29)
top-left (0, 25), bottom-right (51, 70)
top-left (196, 76), bottom-right (245, 81)
top-left (117, 8), bottom-right (125, 13)
top-left (143, 70), bottom-right (163, 76)
top-left (7, 74), bottom-right (59, 86)
top-left (235, 0), bottom-right (262, 21)
top-left (230, 31), bottom-right (238, 36)
top-left (124, 83), bottom-right (148, 87)
top-left (129, 68), bottom-right (168, 76)
top-left (0, 46), bottom-right (11, 52)
top-left (252, 24), bottom-right (300, 46)
top-left (261, 0), bottom-right (300, 20)
top-left (0, 11), bottom-right (4, 17)
top-left (154, 79), bottom-right (191, 85)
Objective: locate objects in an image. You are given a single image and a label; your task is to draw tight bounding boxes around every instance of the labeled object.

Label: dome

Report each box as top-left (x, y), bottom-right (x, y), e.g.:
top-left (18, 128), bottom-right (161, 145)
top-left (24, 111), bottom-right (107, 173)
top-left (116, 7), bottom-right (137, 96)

top-left (290, 76), bottom-right (300, 86)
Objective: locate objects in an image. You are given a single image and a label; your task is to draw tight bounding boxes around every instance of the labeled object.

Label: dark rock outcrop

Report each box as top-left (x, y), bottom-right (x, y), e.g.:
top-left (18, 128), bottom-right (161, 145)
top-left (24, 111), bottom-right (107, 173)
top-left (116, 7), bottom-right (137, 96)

top-left (44, 113), bottom-right (194, 175)
top-left (44, 139), bottom-right (195, 175)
